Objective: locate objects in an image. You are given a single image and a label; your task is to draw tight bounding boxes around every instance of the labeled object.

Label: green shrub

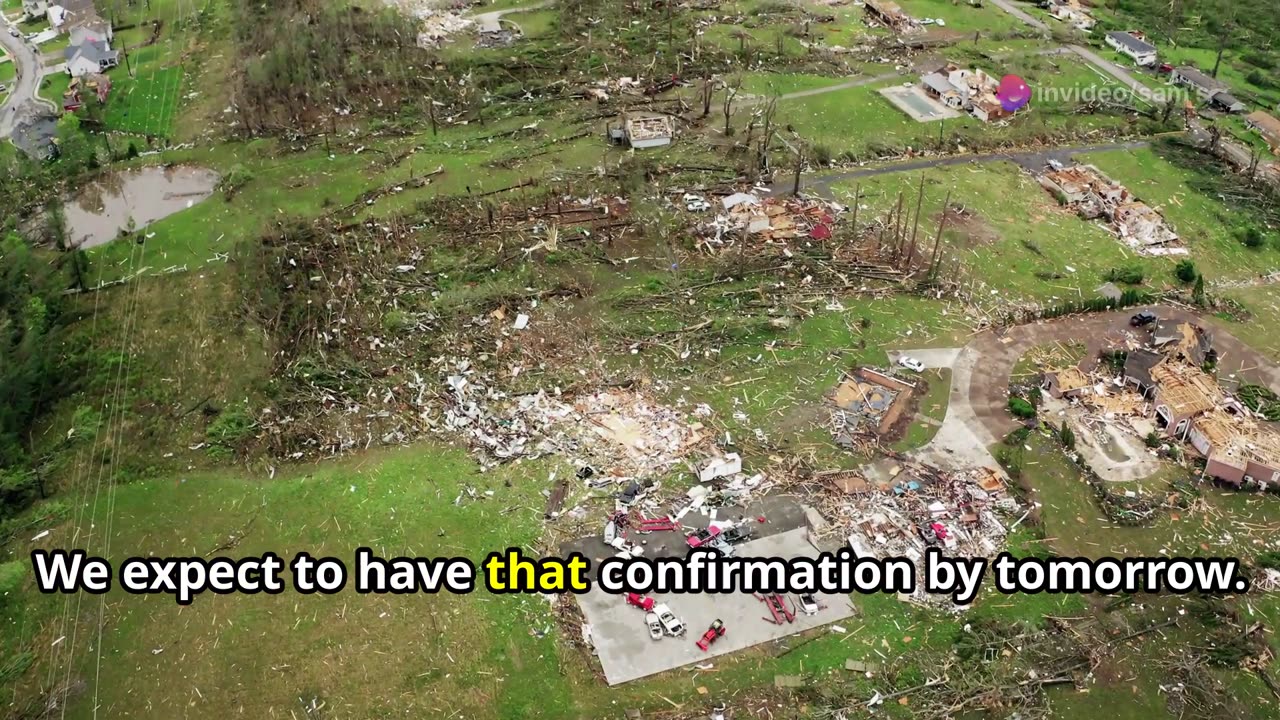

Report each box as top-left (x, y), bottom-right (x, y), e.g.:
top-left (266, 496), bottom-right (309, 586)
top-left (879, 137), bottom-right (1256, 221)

top-left (996, 445), bottom-right (1024, 477)
top-left (810, 143), bottom-right (834, 167)
top-left (1008, 397), bottom-right (1036, 419)
top-left (1240, 226), bottom-right (1266, 248)
top-left (1059, 421), bottom-right (1075, 449)
top-left (220, 164), bottom-right (255, 198)
top-left (206, 407), bottom-right (256, 453)
top-left (1174, 259), bottom-right (1198, 283)
top-left (1257, 550), bottom-right (1280, 570)
top-left (382, 309), bottom-right (411, 332)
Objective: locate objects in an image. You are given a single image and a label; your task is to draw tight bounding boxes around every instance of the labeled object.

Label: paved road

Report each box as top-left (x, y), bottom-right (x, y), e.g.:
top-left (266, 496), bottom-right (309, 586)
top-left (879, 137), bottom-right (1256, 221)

top-left (986, 0), bottom-right (1048, 31)
top-left (0, 17), bottom-right (54, 140)
top-left (1065, 44), bottom-right (1158, 103)
top-left (779, 140), bottom-right (1149, 197)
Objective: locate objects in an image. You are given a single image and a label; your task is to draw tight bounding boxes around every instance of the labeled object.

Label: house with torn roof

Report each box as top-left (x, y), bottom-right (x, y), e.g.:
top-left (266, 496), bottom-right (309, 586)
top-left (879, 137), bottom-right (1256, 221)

top-left (1123, 349), bottom-right (1165, 398)
top-left (1042, 366), bottom-right (1092, 400)
top-left (1170, 66), bottom-right (1245, 113)
top-left (1105, 31), bottom-right (1158, 66)
top-left (1245, 111), bottom-right (1280, 153)
top-left (1047, 0), bottom-right (1095, 31)
top-left (1151, 320), bottom-right (1215, 366)
top-left (1189, 409), bottom-right (1280, 486)
top-left (863, 0), bottom-right (915, 33)
top-left (918, 64), bottom-right (1015, 123)
top-left (620, 112), bottom-right (673, 149)
top-left (1149, 363), bottom-right (1219, 440)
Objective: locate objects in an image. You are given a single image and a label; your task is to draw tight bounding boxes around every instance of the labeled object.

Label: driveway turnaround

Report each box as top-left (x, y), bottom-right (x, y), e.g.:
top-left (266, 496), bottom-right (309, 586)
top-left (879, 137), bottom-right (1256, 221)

top-left (895, 305), bottom-right (1280, 473)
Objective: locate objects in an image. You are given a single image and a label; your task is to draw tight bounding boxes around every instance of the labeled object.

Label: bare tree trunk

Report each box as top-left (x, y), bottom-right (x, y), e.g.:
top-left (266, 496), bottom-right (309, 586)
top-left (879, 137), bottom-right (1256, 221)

top-left (907, 174), bottom-right (925, 268)
top-left (929, 190), bottom-right (951, 280)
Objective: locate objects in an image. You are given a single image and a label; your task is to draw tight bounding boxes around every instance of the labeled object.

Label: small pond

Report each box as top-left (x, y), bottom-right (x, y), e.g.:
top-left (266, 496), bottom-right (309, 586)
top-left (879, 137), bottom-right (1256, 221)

top-left (65, 166), bottom-right (221, 249)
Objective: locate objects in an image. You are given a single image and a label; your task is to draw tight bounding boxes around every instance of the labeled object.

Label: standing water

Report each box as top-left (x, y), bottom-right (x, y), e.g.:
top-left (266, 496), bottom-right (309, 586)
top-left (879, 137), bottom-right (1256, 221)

top-left (64, 166), bottom-right (221, 249)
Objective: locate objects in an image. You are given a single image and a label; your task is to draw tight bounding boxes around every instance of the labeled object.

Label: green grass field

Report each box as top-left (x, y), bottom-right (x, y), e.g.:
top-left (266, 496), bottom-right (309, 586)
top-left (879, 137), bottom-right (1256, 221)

top-left (103, 65), bottom-right (184, 136)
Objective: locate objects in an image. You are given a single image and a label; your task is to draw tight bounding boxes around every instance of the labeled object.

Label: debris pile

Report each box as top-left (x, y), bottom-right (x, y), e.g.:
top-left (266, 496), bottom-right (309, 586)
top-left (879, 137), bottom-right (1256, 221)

top-left (700, 192), bottom-right (844, 249)
top-left (828, 368), bottom-right (917, 448)
top-left (439, 357), bottom-right (709, 478)
top-left (814, 462), bottom-right (1017, 611)
top-left (1037, 164), bottom-right (1184, 256)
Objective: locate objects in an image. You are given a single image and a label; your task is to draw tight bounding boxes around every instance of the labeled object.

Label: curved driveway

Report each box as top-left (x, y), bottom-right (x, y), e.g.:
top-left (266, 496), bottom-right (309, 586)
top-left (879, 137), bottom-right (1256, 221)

top-left (895, 306), bottom-right (1280, 471)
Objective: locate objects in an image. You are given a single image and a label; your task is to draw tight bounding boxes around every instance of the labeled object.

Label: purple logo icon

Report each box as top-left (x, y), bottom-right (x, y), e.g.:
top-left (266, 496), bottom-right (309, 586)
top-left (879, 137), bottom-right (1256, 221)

top-left (996, 74), bottom-right (1030, 112)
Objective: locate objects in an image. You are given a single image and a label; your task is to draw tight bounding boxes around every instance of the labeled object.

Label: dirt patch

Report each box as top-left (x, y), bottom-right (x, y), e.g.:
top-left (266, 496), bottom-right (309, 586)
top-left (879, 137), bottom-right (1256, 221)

top-left (934, 203), bottom-right (1001, 247)
top-left (880, 375), bottom-right (930, 443)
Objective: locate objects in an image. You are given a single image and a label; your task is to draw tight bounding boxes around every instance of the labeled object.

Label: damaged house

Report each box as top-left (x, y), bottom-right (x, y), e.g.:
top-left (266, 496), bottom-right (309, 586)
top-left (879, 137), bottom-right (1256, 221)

top-left (863, 0), bottom-right (915, 33)
top-left (1189, 409), bottom-right (1280, 486)
top-left (1047, 0), bottom-right (1095, 31)
top-left (1039, 164), bottom-right (1183, 255)
top-left (1170, 66), bottom-right (1246, 113)
top-left (920, 64), bottom-right (1020, 122)
top-left (610, 112), bottom-right (674, 149)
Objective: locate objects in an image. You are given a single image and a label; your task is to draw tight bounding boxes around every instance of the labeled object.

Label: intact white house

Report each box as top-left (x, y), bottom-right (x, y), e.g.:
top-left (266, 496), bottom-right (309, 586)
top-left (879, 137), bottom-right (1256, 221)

top-left (64, 31), bottom-right (118, 77)
top-left (1105, 31), bottom-right (1158, 67)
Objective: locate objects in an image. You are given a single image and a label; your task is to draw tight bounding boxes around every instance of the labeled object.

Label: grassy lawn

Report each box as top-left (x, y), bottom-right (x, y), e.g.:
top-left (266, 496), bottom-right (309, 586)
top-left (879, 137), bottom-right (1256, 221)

top-left (0, 55), bottom-right (15, 85)
top-left (37, 71), bottom-right (70, 105)
top-left (896, 0), bottom-right (1027, 35)
top-left (509, 8), bottom-right (556, 37)
top-left (1215, 285), bottom-right (1280, 362)
top-left (892, 367), bottom-right (951, 452)
top-left (103, 65), bottom-right (184, 136)
top-left (741, 72), bottom-right (855, 98)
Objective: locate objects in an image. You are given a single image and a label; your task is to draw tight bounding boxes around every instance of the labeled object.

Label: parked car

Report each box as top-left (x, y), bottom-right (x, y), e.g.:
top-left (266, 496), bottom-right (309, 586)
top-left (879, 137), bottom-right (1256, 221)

top-left (0, 84), bottom-right (7, 94)
top-left (645, 612), bottom-right (663, 640)
top-left (1130, 310), bottom-right (1158, 327)
top-left (1047, 158), bottom-right (1066, 171)
top-left (1158, 63), bottom-right (1174, 74)
top-left (654, 603), bottom-right (685, 636)
top-left (8, 27), bottom-right (20, 38)
top-left (897, 355), bottom-right (925, 373)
